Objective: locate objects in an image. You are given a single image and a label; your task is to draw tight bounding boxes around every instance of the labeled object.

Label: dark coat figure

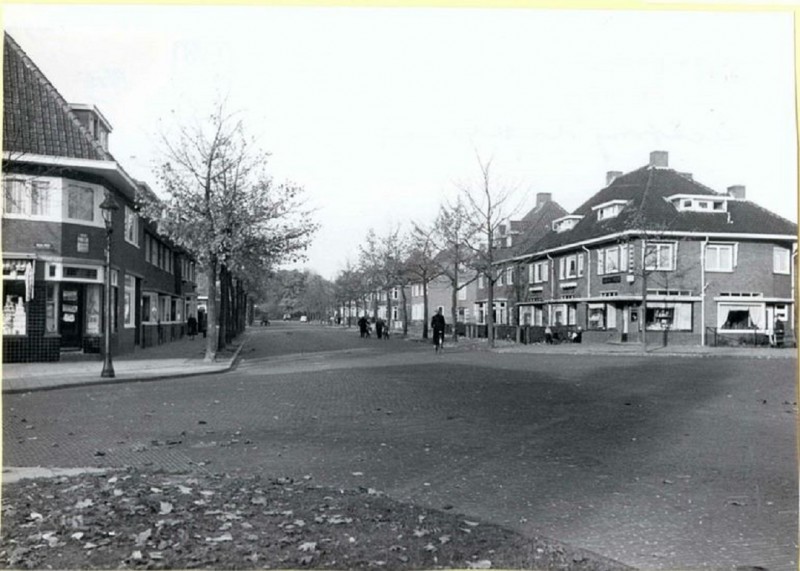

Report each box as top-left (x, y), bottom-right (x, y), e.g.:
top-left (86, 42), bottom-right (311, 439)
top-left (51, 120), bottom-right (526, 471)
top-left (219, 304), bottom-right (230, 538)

top-left (187, 315), bottom-right (198, 339)
top-left (375, 317), bottom-right (385, 339)
top-left (431, 309), bottom-right (446, 352)
top-left (198, 309), bottom-right (207, 338)
top-left (358, 316), bottom-right (368, 338)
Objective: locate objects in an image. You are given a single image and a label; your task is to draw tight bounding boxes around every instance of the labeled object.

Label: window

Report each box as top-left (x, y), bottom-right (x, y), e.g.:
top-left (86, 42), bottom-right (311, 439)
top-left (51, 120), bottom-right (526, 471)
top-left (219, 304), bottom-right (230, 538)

top-left (644, 242), bottom-right (676, 271)
top-left (506, 267), bottom-right (514, 285)
top-left (45, 283), bottom-right (59, 334)
top-left (2, 281), bottom-right (27, 335)
top-left (559, 254), bottom-right (582, 280)
top-left (705, 243), bottom-right (736, 272)
top-left (531, 261), bottom-right (548, 283)
top-left (4, 179), bottom-right (26, 214)
top-left (478, 274), bottom-right (485, 289)
top-left (597, 245), bottom-right (629, 275)
top-left (587, 303), bottom-right (617, 330)
top-left (593, 200), bottom-right (628, 221)
top-left (67, 185), bottom-right (95, 222)
top-left (718, 303), bottom-right (764, 331)
top-left (773, 247), bottom-right (791, 275)
top-left (124, 206), bottom-right (140, 246)
top-left (3, 179), bottom-right (54, 217)
top-left (646, 303), bottom-right (692, 331)
top-left (123, 275), bottom-right (135, 328)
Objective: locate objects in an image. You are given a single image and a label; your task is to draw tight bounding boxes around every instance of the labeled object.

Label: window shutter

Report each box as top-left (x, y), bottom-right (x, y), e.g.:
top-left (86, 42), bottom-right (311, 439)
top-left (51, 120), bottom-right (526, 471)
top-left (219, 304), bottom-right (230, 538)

top-left (559, 258), bottom-right (565, 280)
top-left (597, 250), bottom-right (605, 275)
top-left (578, 253), bottom-right (585, 277)
top-left (620, 245), bottom-right (628, 272)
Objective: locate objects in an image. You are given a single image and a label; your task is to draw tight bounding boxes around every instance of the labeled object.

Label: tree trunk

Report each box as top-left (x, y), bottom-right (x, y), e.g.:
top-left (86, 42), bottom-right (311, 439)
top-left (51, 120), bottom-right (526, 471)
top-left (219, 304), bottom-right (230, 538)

top-left (450, 281), bottom-right (458, 343)
top-left (422, 282), bottom-right (429, 339)
top-left (386, 288), bottom-right (393, 331)
top-left (204, 255), bottom-right (218, 362)
top-left (217, 265), bottom-right (227, 351)
top-left (487, 272), bottom-right (495, 348)
top-left (401, 287), bottom-right (408, 336)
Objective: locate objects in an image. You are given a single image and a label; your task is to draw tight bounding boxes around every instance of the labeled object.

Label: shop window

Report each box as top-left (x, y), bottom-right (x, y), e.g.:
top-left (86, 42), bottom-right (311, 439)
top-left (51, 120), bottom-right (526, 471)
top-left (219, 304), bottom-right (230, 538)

top-left (3, 281), bottom-right (27, 335)
top-left (85, 284), bottom-right (102, 335)
top-left (646, 303), bottom-right (692, 331)
top-left (124, 275), bottom-right (136, 328)
top-left (67, 185), bottom-right (95, 222)
top-left (718, 303), bottom-right (764, 331)
top-left (46, 283), bottom-right (59, 334)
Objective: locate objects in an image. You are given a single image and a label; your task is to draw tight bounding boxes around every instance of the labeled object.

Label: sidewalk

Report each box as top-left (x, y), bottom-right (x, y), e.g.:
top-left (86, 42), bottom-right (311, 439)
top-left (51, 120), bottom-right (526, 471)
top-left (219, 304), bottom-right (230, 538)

top-left (492, 339), bottom-right (798, 358)
top-left (2, 333), bottom-right (248, 394)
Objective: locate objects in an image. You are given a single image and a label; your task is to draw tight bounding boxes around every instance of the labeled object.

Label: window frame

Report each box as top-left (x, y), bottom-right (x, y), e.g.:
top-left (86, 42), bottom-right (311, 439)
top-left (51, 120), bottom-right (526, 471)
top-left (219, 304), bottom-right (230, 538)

top-left (643, 242), bottom-right (676, 271)
top-left (124, 206), bottom-right (140, 247)
top-left (773, 246), bottom-right (791, 275)
top-left (66, 183), bottom-right (97, 223)
top-left (705, 243), bottom-right (736, 273)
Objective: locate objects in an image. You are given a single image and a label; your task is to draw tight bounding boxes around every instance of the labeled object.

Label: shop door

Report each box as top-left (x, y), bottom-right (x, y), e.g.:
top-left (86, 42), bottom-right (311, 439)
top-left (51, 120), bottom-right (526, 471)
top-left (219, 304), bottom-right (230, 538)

top-left (60, 285), bottom-right (83, 349)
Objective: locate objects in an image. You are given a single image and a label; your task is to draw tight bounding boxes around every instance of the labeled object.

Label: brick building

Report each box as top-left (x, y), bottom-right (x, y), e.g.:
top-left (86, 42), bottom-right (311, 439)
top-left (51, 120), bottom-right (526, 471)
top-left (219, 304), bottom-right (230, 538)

top-left (497, 151), bottom-right (797, 346)
top-left (2, 33), bottom-right (198, 362)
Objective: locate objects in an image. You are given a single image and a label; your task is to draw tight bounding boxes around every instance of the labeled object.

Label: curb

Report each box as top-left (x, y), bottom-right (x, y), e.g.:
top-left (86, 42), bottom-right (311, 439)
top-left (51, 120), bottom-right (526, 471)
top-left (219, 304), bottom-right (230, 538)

top-left (3, 334), bottom-right (250, 395)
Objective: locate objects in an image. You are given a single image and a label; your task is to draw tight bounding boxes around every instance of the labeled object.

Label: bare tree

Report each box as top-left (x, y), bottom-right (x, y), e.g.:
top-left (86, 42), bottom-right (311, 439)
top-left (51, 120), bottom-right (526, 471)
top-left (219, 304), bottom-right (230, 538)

top-left (458, 155), bottom-right (520, 347)
top-left (406, 221), bottom-right (442, 339)
top-left (358, 226), bottom-right (410, 334)
top-left (433, 197), bottom-right (476, 342)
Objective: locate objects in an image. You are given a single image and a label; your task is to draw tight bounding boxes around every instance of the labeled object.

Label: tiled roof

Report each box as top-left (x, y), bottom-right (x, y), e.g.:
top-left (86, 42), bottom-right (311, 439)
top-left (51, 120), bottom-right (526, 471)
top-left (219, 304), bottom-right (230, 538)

top-left (3, 33), bottom-right (112, 161)
top-left (519, 166), bottom-right (797, 258)
top-left (499, 199), bottom-right (567, 257)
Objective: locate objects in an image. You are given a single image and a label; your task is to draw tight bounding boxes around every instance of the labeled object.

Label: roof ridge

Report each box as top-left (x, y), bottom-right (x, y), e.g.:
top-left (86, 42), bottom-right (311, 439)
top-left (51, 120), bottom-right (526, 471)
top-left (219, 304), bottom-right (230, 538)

top-left (4, 32), bottom-right (111, 161)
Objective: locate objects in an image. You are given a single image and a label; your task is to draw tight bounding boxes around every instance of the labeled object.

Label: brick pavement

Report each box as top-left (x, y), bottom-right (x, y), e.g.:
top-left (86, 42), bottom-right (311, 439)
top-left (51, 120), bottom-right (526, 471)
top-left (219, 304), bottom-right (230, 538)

top-left (2, 332), bottom-right (247, 393)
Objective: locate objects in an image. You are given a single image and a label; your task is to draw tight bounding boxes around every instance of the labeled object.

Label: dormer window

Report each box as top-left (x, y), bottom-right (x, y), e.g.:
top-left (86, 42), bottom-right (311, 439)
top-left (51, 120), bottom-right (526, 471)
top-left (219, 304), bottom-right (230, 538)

top-left (552, 215), bottom-right (583, 233)
top-left (591, 200), bottom-right (629, 221)
top-left (667, 194), bottom-right (728, 213)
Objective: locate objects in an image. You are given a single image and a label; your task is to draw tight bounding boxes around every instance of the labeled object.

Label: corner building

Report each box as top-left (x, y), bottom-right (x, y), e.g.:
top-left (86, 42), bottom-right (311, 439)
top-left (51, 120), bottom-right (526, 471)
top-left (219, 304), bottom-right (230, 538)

top-left (2, 33), bottom-right (198, 362)
top-left (500, 151), bottom-right (797, 346)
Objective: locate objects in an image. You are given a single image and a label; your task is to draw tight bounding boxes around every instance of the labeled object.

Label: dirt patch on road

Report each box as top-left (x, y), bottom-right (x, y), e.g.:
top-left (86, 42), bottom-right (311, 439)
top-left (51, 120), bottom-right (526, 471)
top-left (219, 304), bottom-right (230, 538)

top-left (0, 469), bottom-right (629, 570)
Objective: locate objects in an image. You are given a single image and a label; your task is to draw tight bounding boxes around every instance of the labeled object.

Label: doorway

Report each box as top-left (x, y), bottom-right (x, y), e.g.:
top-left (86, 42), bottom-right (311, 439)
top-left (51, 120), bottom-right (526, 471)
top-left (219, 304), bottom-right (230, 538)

top-left (60, 284), bottom-right (84, 350)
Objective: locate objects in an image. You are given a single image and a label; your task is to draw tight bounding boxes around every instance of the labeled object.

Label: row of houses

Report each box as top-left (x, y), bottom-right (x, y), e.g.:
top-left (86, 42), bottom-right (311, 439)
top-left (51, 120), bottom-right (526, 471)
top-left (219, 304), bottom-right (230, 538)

top-left (2, 33), bottom-right (200, 362)
top-left (348, 151), bottom-right (797, 347)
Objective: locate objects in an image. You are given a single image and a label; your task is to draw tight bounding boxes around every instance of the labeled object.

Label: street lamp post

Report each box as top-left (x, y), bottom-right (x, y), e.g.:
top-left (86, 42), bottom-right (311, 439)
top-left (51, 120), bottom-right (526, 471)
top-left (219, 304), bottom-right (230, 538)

top-left (100, 193), bottom-right (119, 378)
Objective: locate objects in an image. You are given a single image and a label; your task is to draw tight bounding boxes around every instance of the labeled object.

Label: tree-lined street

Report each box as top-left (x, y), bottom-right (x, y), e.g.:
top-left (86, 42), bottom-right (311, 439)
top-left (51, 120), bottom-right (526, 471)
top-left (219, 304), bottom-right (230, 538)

top-left (4, 325), bottom-right (797, 569)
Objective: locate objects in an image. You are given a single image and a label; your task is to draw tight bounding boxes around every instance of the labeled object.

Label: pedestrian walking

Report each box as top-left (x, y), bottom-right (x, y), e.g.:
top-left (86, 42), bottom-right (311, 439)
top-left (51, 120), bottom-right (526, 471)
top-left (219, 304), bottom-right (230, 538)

top-left (375, 317), bottom-right (385, 339)
top-left (187, 315), bottom-right (198, 340)
top-left (544, 325), bottom-right (553, 344)
top-left (431, 308), bottom-right (446, 353)
top-left (358, 315), bottom-right (368, 338)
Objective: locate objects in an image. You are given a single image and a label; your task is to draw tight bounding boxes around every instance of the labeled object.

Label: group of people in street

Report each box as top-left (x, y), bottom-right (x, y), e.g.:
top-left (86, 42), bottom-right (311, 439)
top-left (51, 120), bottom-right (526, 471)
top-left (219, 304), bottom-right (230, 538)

top-left (357, 315), bottom-right (390, 339)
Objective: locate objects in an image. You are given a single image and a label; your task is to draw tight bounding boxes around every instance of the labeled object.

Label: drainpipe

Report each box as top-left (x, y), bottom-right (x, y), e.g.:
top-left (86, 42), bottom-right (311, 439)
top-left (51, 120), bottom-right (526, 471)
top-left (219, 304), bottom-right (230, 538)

top-left (582, 246), bottom-right (591, 298)
top-left (547, 254), bottom-right (555, 325)
top-left (701, 237), bottom-right (708, 346)
top-left (792, 245), bottom-right (797, 331)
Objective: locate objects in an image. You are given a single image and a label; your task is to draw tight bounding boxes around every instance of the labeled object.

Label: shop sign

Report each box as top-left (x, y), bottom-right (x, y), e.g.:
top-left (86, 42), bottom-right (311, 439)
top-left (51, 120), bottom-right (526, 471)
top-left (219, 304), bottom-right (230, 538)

top-left (63, 304), bottom-right (79, 313)
top-left (63, 290), bottom-right (79, 302)
top-left (602, 275), bottom-right (621, 284)
top-left (35, 242), bottom-right (53, 250)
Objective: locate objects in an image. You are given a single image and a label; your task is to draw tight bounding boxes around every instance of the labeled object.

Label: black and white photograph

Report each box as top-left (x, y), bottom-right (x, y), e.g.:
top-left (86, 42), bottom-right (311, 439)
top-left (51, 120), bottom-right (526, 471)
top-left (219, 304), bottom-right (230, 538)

top-left (1, 4), bottom-right (797, 570)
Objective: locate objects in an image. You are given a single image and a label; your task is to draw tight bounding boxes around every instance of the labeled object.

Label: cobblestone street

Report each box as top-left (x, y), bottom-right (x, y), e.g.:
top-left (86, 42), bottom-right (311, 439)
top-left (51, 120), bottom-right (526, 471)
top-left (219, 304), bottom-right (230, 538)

top-left (4, 324), bottom-right (798, 569)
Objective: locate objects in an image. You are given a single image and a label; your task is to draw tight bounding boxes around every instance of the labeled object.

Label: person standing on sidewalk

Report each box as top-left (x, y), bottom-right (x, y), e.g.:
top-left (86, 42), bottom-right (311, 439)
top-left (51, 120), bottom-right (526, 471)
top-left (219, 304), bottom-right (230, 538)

top-left (431, 308), bottom-right (446, 353)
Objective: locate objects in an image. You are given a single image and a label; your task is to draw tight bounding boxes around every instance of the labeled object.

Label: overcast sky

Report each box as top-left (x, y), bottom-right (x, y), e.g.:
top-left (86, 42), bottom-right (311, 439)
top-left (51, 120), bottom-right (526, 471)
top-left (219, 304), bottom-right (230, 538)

top-left (5, 5), bottom-right (797, 279)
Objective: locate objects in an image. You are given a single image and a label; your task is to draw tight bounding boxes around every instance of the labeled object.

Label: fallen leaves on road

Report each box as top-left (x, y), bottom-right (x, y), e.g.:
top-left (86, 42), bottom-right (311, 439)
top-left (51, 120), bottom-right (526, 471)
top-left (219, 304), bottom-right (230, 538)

top-left (0, 469), bottom-right (628, 570)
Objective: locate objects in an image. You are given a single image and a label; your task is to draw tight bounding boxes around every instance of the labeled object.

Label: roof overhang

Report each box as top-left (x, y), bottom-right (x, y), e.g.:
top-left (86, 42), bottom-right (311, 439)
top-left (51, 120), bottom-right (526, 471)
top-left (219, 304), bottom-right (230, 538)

top-left (497, 229), bottom-right (798, 266)
top-left (4, 152), bottom-right (140, 201)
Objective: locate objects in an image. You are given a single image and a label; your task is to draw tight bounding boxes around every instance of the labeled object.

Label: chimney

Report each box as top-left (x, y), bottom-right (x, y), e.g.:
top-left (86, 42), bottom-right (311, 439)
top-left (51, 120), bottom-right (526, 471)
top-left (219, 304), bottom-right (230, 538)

top-left (606, 171), bottom-right (623, 185)
top-left (727, 185), bottom-right (746, 200)
top-left (678, 172), bottom-right (693, 180)
top-left (649, 150), bottom-right (669, 168)
top-left (536, 192), bottom-right (552, 208)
